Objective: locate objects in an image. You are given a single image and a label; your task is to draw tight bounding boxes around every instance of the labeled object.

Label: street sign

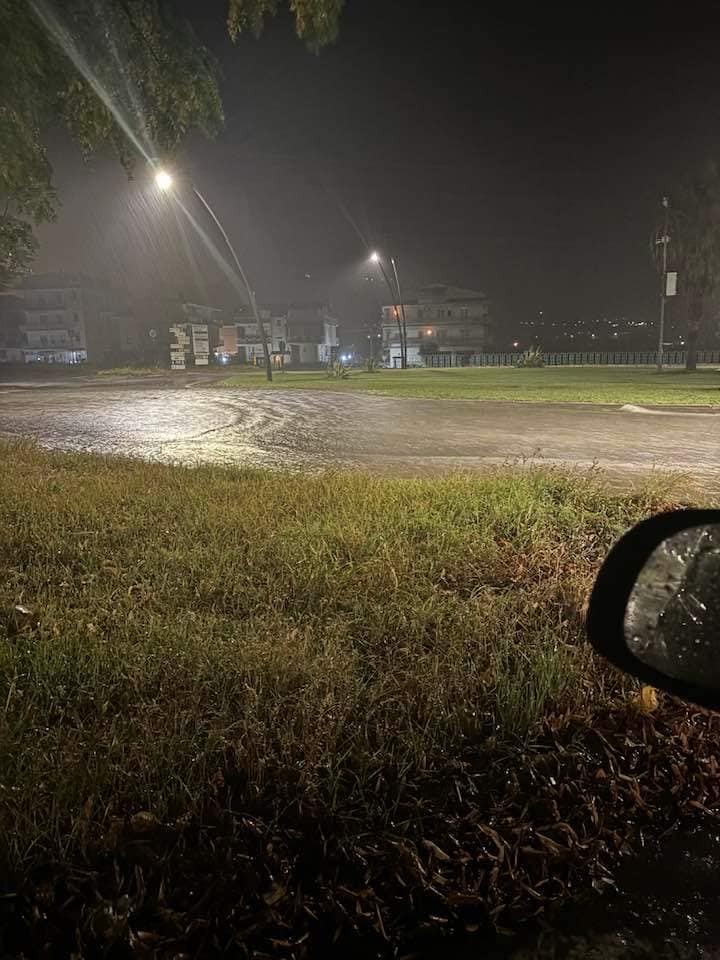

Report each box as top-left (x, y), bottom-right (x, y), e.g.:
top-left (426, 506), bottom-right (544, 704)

top-left (666, 272), bottom-right (678, 297)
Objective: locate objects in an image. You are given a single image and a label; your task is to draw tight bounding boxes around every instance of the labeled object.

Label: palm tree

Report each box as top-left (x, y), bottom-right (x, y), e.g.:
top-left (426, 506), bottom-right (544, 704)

top-left (660, 162), bottom-right (720, 370)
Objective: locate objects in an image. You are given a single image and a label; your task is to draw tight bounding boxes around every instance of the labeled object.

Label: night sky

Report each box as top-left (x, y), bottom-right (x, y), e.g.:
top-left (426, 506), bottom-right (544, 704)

top-left (34, 0), bottom-right (720, 346)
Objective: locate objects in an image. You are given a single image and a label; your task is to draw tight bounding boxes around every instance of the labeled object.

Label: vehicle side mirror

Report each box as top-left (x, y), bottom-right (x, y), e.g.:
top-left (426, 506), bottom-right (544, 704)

top-left (587, 509), bottom-right (720, 710)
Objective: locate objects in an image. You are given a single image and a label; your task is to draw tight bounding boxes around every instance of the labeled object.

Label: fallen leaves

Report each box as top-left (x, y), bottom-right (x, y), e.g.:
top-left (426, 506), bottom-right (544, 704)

top-left (3, 701), bottom-right (720, 957)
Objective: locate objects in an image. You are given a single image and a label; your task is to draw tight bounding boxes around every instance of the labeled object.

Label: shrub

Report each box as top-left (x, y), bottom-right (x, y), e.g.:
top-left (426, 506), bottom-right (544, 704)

top-left (515, 345), bottom-right (545, 368)
top-left (326, 360), bottom-right (351, 379)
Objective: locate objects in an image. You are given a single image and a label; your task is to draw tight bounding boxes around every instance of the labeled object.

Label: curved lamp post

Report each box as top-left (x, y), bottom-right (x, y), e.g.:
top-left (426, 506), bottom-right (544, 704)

top-left (155, 169), bottom-right (272, 381)
top-left (370, 250), bottom-right (407, 368)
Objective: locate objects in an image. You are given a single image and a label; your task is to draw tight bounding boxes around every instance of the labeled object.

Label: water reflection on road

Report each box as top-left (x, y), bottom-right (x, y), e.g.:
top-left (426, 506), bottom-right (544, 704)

top-left (1, 387), bottom-right (719, 487)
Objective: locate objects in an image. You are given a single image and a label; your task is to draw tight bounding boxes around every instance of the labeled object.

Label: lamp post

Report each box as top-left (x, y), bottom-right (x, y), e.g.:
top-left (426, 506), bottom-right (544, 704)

top-left (390, 256), bottom-right (408, 370)
top-left (154, 169), bottom-right (272, 381)
top-left (370, 251), bottom-right (406, 368)
top-left (656, 196), bottom-right (671, 372)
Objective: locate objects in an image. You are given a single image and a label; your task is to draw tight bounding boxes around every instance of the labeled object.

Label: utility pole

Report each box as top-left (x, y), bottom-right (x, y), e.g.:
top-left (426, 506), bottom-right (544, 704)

top-left (656, 196), bottom-right (670, 372)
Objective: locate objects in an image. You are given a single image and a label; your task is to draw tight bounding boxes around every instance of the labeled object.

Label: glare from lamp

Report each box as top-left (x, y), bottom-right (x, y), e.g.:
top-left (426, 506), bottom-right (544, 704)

top-left (370, 251), bottom-right (380, 263)
top-left (155, 169), bottom-right (173, 191)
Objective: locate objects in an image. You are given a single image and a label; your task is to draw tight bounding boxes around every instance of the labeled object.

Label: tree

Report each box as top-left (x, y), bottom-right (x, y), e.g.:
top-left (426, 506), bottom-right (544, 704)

top-left (0, 0), bottom-right (343, 288)
top-left (228, 0), bottom-right (343, 51)
top-left (660, 162), bottom-right (720, 370)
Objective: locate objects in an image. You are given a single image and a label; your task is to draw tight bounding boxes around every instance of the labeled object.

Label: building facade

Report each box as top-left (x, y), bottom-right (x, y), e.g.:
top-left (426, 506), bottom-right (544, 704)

top-left (4, 274), bottom-right (130, 365)
top-left (0, 295), bottom-right (26, 363)
top-left (220, 301), bottom-right (339, 367)
top-left (382, 283), bottom-right (490, 366)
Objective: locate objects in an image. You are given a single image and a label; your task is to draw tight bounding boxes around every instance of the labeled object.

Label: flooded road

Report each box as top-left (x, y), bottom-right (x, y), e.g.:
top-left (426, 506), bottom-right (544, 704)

top-left (0, 386), bottom-right (718, 489)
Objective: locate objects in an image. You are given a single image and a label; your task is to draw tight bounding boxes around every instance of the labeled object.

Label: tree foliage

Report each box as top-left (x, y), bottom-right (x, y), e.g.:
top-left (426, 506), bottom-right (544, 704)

top-left (228, 0), bottom-right (343, 51)
top-left (0, 0), bottom-right (342, 287)
top-left (659, 162), bottom-right (720, 369)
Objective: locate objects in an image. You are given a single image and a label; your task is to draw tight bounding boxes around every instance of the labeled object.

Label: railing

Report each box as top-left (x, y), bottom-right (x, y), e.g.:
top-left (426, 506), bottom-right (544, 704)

top-left (423, 350), bottom-right (720, 368)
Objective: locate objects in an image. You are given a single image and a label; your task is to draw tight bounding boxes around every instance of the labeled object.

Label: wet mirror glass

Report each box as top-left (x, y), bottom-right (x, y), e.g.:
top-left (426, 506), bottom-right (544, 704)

top-left (625, 524), bottom-right (720, 689)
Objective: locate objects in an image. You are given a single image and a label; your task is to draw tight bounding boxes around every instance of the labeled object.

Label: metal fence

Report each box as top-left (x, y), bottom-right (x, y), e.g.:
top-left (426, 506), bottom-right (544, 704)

top-left (423, 350), bottom-right (720, 368)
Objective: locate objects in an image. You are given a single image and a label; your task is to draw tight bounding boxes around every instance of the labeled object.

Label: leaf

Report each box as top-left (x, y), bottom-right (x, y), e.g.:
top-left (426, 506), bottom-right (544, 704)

top-left (421, 839), bottom-right (451, 861)
top-left (129, 811), bottom-right (159, 835)
top-left (262, 883), bottom-right (286, 906)
top-left (632, 686), bottom-right (659, 713)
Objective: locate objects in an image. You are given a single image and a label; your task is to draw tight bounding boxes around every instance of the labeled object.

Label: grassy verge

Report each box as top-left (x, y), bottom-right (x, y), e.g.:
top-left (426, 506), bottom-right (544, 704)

top-left (94, 366), bottom-right (163, 378)
top-left (1, 443), bottom-right (718, 954)
top-left (219, 365), bottom-right (720, 405)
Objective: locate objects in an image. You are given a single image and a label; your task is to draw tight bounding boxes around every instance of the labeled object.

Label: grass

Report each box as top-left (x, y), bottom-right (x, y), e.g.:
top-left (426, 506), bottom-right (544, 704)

top-left (94, 366), bottom-right (162, 378)
top-left (5, 443), bottom-right (720, 952)
top-left (0, 441), bottom-right (690, 868)
top-left (219, 365), bottom-right (720, 405)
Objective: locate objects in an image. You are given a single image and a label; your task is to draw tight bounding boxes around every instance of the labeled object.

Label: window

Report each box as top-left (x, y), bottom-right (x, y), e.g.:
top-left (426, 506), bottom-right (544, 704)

top-left (55, 314), bottom-right (62, 323)
top-left (40, 336), bottom-right (48, 346)
top-left (461, 307), bottom-right (469, 320)
top-left (73, 313), bottom-right (79, 322)
top-left (236, 326), bottom-right (245, 338)
top-left (39, 314), bottom-right (48, 324)
top-left (417, 308), bottom-right (424, 320)
top-left (447, 309), bottom-right (453, 318)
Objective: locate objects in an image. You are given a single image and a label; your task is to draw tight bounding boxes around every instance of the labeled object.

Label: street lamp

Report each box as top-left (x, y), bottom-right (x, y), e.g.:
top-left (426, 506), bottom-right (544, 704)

top-left (154, 167), bottom-right (273, 381)
top-left (369, 250), bottom-right (407, 368)
top-left (155, 169), bottom-right (173, 191)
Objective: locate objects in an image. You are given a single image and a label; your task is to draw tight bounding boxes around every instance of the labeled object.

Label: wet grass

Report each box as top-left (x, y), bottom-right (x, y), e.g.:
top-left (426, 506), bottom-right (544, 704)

top-left (219, 365), bottom-right (720, 405)
top-left (94, 366), bottom-right (161, 378)
top-left (0, 441), bottom-right (689, 867)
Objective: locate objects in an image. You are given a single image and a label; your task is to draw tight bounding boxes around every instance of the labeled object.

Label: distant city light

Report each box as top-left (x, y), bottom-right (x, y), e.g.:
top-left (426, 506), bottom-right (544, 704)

top-left (426, 328), bottom-right (433, 335)
top-left (370, 251), bottom-right (380, 263)
top-left (512, 341), bottom-right (519, 348)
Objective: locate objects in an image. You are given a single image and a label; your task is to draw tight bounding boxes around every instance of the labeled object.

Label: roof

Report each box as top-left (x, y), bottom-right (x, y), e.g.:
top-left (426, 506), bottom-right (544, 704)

top-left (381, 283), bottom-right (487, 307)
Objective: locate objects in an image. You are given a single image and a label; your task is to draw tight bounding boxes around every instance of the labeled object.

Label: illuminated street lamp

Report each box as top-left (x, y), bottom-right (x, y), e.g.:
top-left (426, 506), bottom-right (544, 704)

top-left (154, 169), bottom-right (173, 191)
top-left (369, 250), bottom-right (407, 368)
top-left (154, 167), bottom-right (272, 381)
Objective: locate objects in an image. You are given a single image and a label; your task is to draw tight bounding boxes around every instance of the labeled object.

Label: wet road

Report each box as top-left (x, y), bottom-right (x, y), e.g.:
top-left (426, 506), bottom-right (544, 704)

top-left (0, 386), bottom-right (718, 489)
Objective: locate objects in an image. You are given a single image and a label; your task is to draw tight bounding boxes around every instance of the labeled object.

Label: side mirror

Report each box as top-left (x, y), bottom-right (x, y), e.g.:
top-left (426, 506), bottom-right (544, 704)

top-left (587, 509), bottom-right (720, 710)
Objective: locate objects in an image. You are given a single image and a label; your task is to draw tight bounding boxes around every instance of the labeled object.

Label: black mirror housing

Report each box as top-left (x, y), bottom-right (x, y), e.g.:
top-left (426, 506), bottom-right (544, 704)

top-left (587, 509), bottom-right (720, 710)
